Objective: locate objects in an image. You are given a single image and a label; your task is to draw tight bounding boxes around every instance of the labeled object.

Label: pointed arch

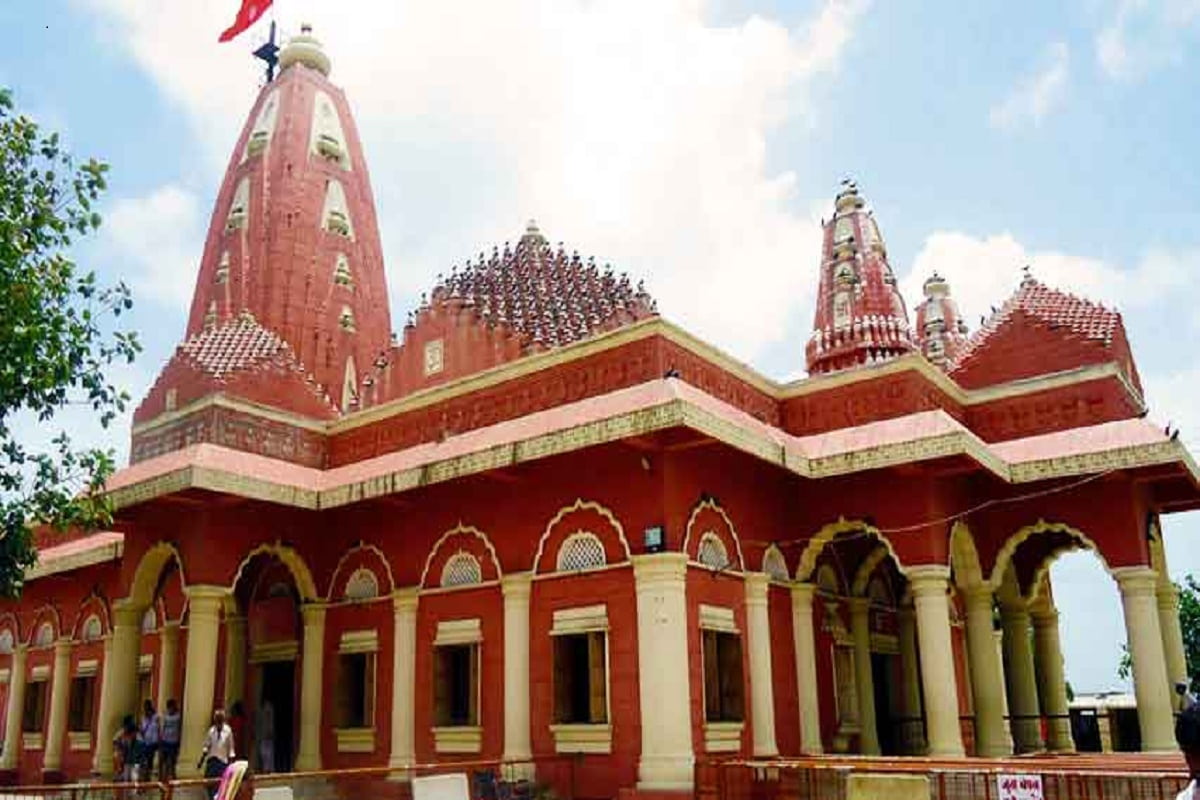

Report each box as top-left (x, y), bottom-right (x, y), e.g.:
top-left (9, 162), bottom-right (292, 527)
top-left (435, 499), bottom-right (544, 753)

top-left (327, 541), bottom-right (396, 600)
top-left (0, 612), bottom-right (21, 645)
top-left (795, 517), bottom-right (905, 582)
top-left (230, 542), bottom-right (319, 602)
top-left (761, 544), bottom-right (790, 583)
top-left (29, 604), bottom-right (62, 646)
top-left (683, 499), bottom-right (744, 571)
top-left (988, 518), bottom-right (1113, 594)
top-left (532, 499), bottom-right (630, 575)
top-left (949, 520), bottom-right (986, 590)
top-left (419, 524), bottom-right (502, 589)
top-left (126, 542), bottom-right (188, 609)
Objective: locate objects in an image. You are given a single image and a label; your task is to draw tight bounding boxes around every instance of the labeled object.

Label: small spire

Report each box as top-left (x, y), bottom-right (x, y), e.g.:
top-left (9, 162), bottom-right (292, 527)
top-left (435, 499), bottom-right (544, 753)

top-left (1021, 264), bottom-right (1035, 287)
top-left (520, 218), bottom-right (546, 246)
top-left (279, 22), bottom-right (331, 76)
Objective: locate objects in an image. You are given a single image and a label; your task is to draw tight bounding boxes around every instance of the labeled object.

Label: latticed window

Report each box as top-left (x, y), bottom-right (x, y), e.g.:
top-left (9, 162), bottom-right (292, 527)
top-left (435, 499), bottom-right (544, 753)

top-left (344, 568), bottom-right (379, 600)
top-left (35, 622), bottom-right (54, 647)
top-left (697, 532), bottom-right (730, 569)
top-left (0, 629), bottom-right (14, 654)
top-left (141, 608), bottom-right (157, 633)
top-left (556, 532), bottom-right (606, 572)
top-left (763, 548), bottom-right (789, 582)
top-left (441, 552), bottom-right (483, 588)
top-left (81, 616), bottom-right (102, 642)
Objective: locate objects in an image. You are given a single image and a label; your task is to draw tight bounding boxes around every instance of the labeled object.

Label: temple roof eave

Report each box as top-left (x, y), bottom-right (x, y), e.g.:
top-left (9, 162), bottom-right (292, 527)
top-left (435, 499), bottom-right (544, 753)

top-left (102, 378), bottom-right (1200, 518)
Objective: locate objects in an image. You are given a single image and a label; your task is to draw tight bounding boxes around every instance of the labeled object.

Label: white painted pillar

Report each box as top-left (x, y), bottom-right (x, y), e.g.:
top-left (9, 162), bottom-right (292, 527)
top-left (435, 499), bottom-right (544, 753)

top-left (790, 583), bottom-right (823, 754)
top-left (91, 635), bottom-right (114, 774)
top-left (179, 586), bottom-right (226, 777)
top-left (157, 621), bottom-right (180, 714)
top-left (897, 607), bottom-right (926, 755)
top-left (42, 639), bottom-right (73, 772)
top-left (388, 588), bottom-right (418, 772)
top-left (1001, 604), bottom-right (1043, 753)
top-left (909, 566), bottom-right (965, 757)
top-left (848, 597), bottom-right (880, 756)
top-left (1031, 607), bottom-right (1074, 752)
top-left (743, 573), bottom-right (778, 757)
top-left (502, 573), bottom-right (533, 765)
top-left (964, 587), bottom-right (1009, 757)
top-left (632, 553), bottom-right (694, 791)
top-left (1114, 567), bottom-right (1176, 752)
top-left (223, 616), bottom-right (247, 711)
top-left (295, 603), bottom-right (326, 771)
top-left (0, 645), bottom-right (28, 769)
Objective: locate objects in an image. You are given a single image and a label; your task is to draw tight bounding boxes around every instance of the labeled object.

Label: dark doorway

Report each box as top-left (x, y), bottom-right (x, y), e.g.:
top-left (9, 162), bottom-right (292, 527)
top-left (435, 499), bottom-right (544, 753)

top-left (871, 653), bottom-right (899, 755)
top-left (259, 660), bottom-right (296, 773)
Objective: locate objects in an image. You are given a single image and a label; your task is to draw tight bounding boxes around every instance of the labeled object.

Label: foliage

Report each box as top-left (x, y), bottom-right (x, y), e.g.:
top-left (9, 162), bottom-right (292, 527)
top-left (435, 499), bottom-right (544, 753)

top-left (0, 87), bottom-right (139, 597)
top-left (1118, 574), bottom-right (1200, 683)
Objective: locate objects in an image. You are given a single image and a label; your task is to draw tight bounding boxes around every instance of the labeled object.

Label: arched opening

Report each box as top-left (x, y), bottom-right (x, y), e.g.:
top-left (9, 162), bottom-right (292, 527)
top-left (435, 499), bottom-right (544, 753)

top-left (232, 551), bottom-right (308, 774)
top-left (799, 522), bottom-right (921, 756)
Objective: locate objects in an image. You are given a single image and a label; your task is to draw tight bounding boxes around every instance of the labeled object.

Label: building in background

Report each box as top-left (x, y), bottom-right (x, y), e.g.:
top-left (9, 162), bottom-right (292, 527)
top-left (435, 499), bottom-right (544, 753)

top-left (0, 26), bottom-right (1196, 796)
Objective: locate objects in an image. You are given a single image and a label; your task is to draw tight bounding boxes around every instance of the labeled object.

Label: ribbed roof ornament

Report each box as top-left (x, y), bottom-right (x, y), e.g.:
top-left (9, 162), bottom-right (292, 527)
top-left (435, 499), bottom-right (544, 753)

top-left (520, 219), bottom-right (546, 246)
top-left (279, 23), bottom-right (331, 76)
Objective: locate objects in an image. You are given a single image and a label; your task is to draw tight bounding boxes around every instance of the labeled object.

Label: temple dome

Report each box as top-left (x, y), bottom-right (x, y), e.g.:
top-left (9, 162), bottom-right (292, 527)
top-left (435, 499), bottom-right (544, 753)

top-left (805, 180), bottom-right (915, 375)
top-left (914, 272), bottom-right (969, 368)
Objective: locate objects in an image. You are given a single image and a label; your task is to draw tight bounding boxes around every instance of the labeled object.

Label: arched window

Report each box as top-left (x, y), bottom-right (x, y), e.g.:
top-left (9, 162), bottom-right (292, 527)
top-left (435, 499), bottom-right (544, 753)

top-left (322, 180), bottom-right (353, 238)
top-left (245, 88), bottom-right (280, 158)
top-left (0, 629), bottom-right (14, 654)
top-left (697, 532), bottom-right (729, 570)
top-left (763, 547), bottom-right (789, 582)
top-left (226, 177), bottom-right (250, 231)
top-left (440, 552), bottom-right (483, 588)
top-left (310, 90), bottom-right (350, 168)
top-left (35, 622), bottom-right (54, 647)
top-left (344, 568), bottom-right (380, 601)
top-left (141, 608), bottom-right (157, 634)
top-left (81, 615), bottom-right (103, 642)
top-left (556, 532), bottom-right (606, 572)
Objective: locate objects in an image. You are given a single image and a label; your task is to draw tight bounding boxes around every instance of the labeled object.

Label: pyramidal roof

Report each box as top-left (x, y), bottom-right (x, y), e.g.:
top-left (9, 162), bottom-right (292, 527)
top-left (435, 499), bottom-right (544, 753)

top-left (420, 221), bottom-right (657, 350)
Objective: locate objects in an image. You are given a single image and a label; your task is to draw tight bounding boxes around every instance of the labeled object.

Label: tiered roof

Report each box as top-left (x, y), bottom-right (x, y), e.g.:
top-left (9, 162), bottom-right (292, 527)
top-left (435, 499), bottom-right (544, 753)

top-left (179, 312), bottom-right (306, 380)
top-left (421, 222), bottom-right (657, 350)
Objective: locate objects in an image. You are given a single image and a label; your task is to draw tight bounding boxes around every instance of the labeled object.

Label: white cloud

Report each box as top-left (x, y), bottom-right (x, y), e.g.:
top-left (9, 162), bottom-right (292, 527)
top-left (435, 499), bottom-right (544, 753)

top-left (1096, 0), bottom-right (1200, 80)
top-left (80, 0), bottom-right (870, 363)
top-left (99, 184), bottom-right (204, 309)
top-left (900, 230), bottom-right (1189, 329)
top-left (988, 42), bottom-right (1069, 131)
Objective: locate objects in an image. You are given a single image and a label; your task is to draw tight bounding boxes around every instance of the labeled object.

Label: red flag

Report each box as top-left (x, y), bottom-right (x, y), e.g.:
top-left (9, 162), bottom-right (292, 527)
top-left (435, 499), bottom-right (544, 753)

top-left (218, 0), bottom-right (273, 43)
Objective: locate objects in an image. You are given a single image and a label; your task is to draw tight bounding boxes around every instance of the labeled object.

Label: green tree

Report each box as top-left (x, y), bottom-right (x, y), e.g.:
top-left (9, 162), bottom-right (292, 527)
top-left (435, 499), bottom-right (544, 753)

top-left (1118, 574), bottom-right (1200, 683)
top-left (0, 87), bottom-right (139, 597)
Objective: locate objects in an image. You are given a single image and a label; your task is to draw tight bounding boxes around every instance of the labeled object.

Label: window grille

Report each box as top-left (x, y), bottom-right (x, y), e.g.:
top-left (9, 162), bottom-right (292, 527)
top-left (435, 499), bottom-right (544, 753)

top-left (344, 568), bottom-right (380, 600)
top-left (35, 622), bottom-right (54, 647)
top-left (0, 629), bottom-right (13, 654)
top-left (697, 532), bottom-right (729, 570)
top-left (556, 532), bottom-right (607, 572)
top-left (142, 608), bottom-right (157, 633)
top-left (763, 548), bottom-right (789, 582)
top-left (441, 552), bottom-right (483, 588)
top-left (81, 616), bottom-right (102, 642)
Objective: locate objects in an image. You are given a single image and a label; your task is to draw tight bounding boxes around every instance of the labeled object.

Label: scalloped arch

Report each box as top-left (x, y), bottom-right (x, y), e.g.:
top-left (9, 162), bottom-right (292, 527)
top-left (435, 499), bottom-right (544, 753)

top-left (29, 604), bottom-right (61, 645)
top-left (420, 524), bottom-right (503, 588)
top-left (70, 592), bottom-right (111, 640)
top-left (327, 542), bottom-right (396, 600)
top-left (532, 499), bottom-right (630, 574)
top-left (989, 518), bottom-right (1113, 593)
top-left (230, 542), bottom-right (319, 601)
top-left (126, 542), bottom-right (188, 608)
top-left (683, 499), bottom-right (745, 571)
top-left (795, 517), bottom-right (905, 582)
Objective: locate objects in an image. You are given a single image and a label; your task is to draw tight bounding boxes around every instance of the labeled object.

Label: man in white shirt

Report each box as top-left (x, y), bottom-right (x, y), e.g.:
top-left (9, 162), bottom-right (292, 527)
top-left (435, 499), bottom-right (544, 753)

top-left (199, 709), bottom-right (236, 800)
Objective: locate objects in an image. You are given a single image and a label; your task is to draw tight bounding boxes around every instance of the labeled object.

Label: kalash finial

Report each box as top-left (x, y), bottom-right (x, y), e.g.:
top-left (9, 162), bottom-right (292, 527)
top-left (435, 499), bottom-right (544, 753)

top-left (521, 219), bottom-right (546, 246)
top-left (279, 22), bottom-right (331, 76)
top-left (1021, 264), bottom-right (1035, 286)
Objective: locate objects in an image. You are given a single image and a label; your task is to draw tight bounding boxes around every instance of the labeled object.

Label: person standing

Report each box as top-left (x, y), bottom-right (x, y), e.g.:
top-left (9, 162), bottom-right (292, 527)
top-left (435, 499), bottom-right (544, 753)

top-left (159, 699), bottom-right (182, 781)
top-left (198, 709), bottom-right (235, 800)
top-left (113, 715), bottom-right (139, 783)
top-left (139, 700), bottom-right (161, 780)
top-left (256, 698), bottom-right (276, 774)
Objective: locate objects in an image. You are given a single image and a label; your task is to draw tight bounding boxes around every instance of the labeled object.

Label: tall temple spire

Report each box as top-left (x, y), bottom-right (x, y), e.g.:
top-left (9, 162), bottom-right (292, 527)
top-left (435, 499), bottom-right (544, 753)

top-left (181, 24), bottom-right (391, 411)
top-left (913, 272), bottom-right (969, 369)
top-left (805, 180), bottom-right (915, 375)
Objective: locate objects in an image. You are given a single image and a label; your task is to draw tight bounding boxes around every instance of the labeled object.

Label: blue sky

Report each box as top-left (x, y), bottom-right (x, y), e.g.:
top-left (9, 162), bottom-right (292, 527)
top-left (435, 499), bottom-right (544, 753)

top-left (3, 0), bottom-right (1199, 694)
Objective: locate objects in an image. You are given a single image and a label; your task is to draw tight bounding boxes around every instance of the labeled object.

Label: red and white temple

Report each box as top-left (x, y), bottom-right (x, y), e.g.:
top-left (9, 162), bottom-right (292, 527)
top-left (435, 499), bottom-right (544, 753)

top-left (1, 26), bottom-right (1197, 797)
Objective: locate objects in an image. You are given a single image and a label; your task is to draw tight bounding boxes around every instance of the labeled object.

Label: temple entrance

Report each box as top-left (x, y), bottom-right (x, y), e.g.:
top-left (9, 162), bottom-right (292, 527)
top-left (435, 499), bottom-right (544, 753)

top-left (872, 652), bottom-right (900, 755)
top-left (255, 660), bottom-right (296, 773)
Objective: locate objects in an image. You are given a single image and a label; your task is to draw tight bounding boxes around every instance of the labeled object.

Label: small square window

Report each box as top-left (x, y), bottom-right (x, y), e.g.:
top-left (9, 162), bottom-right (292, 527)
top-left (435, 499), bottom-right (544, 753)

top-left (336, 652), bottom-right (375, 728)
top-left (553, 632), bottom-right (607, 724)
top-left (702, 630), bottom-right (744, 723)
top-left (434, 644), bottom-right (479, 727)
top-left (68, 675), bottom-right (96, 733)
top-left (22, 680), bottom-right (48, 733)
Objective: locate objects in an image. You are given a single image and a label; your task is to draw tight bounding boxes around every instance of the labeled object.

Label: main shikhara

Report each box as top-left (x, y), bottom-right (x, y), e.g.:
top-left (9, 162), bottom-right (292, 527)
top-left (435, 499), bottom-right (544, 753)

top-left (1, 26), bottom-right (1196, 797)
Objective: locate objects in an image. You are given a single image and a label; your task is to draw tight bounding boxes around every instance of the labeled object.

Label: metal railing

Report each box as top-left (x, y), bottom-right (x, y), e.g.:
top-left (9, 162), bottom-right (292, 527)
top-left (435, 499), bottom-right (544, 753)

top-left (698, 757), bottom-right (1190, 800)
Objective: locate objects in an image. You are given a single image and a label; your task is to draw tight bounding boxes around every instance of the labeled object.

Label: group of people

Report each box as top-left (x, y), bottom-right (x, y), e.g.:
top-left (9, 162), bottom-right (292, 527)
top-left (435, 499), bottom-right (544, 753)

top-left (112, 699), bottom-right (182, 783)
top-left (115, 699), bottom-right (276, 799)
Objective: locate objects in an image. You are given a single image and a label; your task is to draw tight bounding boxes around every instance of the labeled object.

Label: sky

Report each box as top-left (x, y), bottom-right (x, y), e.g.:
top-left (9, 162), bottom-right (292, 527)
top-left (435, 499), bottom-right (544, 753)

top-left (2, 0), bottom-right (1199, 694)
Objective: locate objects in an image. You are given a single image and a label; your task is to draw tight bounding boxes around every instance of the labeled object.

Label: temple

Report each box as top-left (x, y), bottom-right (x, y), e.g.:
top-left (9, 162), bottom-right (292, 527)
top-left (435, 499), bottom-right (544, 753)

top-left (1, 26), bottom-right (1198, 797)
